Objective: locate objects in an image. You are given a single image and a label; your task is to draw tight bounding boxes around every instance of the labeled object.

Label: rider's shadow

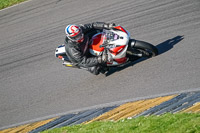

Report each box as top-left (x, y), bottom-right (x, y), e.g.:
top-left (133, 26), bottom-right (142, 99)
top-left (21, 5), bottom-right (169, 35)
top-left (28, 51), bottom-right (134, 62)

top-left (105, 35), bottom-right (184, 76)
top-left (156, 35), bottom-right (184, 55)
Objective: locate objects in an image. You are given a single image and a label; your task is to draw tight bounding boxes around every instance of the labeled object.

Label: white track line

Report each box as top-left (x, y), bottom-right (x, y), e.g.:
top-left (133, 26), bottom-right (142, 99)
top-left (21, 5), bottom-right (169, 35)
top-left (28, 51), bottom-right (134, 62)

top-left (0, 0), bottom-right (32, 12)
top-left (1, 87), bottom-right (200, 130)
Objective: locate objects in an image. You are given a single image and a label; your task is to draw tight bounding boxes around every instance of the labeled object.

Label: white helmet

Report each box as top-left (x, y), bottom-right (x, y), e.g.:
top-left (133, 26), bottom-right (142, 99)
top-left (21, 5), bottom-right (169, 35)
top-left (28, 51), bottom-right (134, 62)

top-left (65, 24), bottom-right (84, 42)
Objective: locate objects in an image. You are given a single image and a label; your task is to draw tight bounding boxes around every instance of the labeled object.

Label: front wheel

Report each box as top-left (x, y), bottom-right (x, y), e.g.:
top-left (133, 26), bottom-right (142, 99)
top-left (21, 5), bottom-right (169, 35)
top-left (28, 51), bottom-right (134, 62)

top-left (128, 40), bottom-right (158, 58)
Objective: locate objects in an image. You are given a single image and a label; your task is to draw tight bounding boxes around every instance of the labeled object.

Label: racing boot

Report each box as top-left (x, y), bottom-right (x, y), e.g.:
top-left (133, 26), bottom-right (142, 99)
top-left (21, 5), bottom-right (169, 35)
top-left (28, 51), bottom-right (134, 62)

top-left (88, 66), bottom-right (100, 75)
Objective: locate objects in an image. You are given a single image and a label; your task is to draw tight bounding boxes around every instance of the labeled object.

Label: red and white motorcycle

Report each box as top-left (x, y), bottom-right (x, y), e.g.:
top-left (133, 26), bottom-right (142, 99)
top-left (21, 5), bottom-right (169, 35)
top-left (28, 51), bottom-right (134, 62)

top-left (55, 26), bottom-right (158, 70)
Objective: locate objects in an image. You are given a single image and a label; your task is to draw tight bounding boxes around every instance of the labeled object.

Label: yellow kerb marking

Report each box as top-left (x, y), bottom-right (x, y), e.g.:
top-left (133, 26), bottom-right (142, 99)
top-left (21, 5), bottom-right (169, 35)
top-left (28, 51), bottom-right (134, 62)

top-left (85, 95), bottom-right (175, 124)
top-left (0, 117), bottom-right (57, 133)
top-left (182, 102), bottom-right (200, 113)
top-left (0, 124), bottom-right (29, 133)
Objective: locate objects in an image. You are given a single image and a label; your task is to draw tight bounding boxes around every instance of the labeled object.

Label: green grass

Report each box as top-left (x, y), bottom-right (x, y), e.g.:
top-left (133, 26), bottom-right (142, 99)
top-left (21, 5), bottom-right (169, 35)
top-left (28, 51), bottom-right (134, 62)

top-left (0, 0), bottom-right (27, 10)
top-left (42, 113), bottom-right (200, 133)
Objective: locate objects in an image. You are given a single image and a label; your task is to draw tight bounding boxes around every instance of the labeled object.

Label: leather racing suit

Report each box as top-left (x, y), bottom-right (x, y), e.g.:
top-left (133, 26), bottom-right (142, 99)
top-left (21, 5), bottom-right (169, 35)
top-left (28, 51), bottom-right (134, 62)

top-left (64, 22), bottom-right (114, 75)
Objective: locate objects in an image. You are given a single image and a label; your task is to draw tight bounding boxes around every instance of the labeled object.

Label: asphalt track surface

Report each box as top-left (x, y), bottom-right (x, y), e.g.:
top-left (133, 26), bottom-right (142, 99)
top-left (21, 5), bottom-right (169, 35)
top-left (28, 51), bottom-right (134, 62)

top-left (0, 0), bottom-right (200, 129)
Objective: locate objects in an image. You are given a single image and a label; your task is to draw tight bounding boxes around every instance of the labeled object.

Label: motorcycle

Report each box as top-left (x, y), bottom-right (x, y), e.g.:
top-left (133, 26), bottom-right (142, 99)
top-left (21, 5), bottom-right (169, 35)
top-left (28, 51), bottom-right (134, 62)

top-left (55, 26), bottom-right (158, 71)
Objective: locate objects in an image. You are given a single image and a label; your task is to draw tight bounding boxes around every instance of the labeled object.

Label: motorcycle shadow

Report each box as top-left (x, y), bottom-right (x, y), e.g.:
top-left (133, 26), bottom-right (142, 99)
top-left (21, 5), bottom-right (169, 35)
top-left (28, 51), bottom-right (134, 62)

top-left (105, 35), bottom-right (184, 76)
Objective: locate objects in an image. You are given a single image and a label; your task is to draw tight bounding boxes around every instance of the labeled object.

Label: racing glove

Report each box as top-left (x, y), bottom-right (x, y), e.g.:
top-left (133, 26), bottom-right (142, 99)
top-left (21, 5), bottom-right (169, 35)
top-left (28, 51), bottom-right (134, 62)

top-left (98, 51), bottom-right (113, 64)
top-left (103, 23), bottom-right (116, 30)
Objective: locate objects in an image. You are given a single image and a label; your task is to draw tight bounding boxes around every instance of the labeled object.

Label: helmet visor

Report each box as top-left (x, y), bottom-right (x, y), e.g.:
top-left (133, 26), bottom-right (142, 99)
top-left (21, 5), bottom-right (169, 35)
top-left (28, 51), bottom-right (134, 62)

top-left (69, 32), bottom-right (84, 42)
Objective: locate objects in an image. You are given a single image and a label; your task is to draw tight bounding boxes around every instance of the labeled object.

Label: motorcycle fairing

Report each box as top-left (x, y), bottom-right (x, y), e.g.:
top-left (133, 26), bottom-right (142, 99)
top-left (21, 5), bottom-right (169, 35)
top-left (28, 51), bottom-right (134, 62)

top-left (113, 26), bottom-right (128, 34)
top-left (109, 45), bottom-right (126, 56)
top-left (89, 28), bottom-right (129, 65)
top-left (89, 33), bottom-right (105, 56)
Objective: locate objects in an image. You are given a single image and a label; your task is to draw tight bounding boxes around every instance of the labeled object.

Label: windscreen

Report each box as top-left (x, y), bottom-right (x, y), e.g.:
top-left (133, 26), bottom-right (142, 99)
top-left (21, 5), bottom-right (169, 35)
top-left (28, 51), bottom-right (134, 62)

top-left (102, 29), bottom-right (119, 44)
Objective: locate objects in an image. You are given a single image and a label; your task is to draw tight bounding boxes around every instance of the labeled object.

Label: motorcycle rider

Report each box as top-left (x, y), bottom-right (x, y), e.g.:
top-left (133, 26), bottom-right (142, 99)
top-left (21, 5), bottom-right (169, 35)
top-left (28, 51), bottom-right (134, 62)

top-left (64, 22), bottom-right (116, 75)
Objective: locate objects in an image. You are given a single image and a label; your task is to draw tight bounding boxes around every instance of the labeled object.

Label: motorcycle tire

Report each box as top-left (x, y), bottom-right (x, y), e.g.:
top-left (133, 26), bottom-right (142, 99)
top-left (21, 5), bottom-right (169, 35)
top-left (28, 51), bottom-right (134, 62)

top-left (133, 40), bottom-right (158, 57)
